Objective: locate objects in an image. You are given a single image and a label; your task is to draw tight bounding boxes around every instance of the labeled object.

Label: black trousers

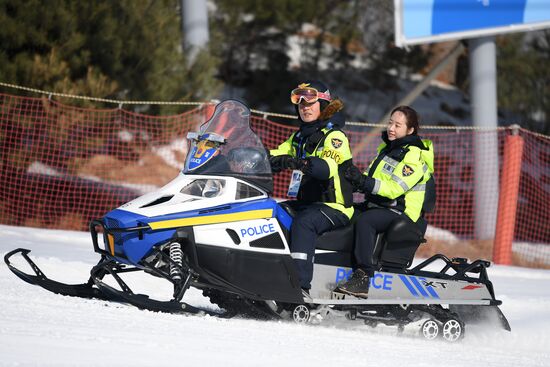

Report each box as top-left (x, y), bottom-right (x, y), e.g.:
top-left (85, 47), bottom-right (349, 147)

top-left (353, 208), bottom-right (402, 276)
top-left (288, 202), bottom-right (349, 290)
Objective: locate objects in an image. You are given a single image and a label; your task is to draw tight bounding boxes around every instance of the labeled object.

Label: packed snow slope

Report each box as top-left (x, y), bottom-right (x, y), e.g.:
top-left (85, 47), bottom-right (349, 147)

top-left (1, 224), bottom-right (549, 367)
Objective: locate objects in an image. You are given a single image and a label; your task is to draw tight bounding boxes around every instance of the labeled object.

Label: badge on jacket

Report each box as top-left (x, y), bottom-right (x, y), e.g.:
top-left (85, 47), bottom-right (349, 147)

top-left (331, 138), bottom-right (343, 149)
top-left (402, 165), bottom-right (414, 176)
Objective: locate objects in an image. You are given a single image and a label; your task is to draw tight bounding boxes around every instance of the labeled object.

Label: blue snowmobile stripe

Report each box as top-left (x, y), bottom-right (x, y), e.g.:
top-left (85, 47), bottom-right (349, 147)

top-left (275, 204), bottom-right (292, 230)
top-left (107, 199), bottom-right (280, 229)
top-left (399, 275), bottom-right (420, 297)
top-left (409, 276), bottom-right (430, 298)
top-left (103, 199), bottom-right (280, 263)
top-left (144, 198), bottom-right (279, 229)
top-left (149, 209), bottom-right (273, 229)
top-left (419, 277), bottom-right (440, 299)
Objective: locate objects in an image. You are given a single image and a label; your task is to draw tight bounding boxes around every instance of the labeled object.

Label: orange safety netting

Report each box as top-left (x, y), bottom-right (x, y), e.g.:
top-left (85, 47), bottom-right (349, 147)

top-left (1, 93), bottom-right (549, 266)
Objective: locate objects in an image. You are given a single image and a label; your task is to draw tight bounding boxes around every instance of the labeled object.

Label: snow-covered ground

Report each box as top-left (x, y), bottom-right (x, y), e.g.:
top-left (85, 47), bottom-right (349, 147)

top-left (1, 224), bottom-right (550, 367)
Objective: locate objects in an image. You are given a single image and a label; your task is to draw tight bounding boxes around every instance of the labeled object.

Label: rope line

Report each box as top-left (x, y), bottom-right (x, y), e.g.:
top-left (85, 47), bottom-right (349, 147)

top-left (0, 81), bottom-right (205, 106)
top-left (250, 108), bottom-right (296, 119)
top-left (347, 121), bottom-right (510, 130)
top-left (519, 127), bottom-right (550, 139)
top-left (1, 81), bottom-right (548, 137)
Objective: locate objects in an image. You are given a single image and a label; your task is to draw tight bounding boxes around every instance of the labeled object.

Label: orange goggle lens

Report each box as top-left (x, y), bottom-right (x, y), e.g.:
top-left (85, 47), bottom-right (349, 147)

top-left (290, 87), bottom-right (331, 105)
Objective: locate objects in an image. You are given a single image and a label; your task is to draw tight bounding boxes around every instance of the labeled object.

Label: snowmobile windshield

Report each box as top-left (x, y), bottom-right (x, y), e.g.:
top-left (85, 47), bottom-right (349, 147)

top-left (183, 100), bottom-right (273, 193)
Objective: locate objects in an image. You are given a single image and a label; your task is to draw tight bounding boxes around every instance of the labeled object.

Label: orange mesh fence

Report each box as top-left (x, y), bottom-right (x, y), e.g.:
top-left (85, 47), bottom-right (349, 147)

top-left (512, 130), bottom-right (550, 265)
top-left (0, 93), bottom-right (208, 228)
top-left (1, 93), bottom-right (549, 266)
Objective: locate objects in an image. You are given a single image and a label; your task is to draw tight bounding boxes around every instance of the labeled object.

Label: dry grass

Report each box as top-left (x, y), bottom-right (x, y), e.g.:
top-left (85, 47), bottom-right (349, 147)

top-left (24, 213), bottom-right (85, 231)
top-left (512, 253), bottom-right (550, 269)
top-left (417, 238), bottom-right (494, 261)
top-left (76, 152), bottom-right (180, 186)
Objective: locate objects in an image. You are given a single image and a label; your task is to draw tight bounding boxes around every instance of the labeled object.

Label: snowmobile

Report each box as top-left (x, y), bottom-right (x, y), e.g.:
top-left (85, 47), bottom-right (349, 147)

top-left (5, 99), bottom-right (510, 342)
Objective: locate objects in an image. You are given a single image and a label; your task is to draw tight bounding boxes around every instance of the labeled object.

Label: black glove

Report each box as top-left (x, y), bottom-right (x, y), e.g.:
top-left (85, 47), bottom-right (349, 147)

top-left (293, 158), bottom-right (309, 173)
top-left (269, 155), bottom-right (301, 172)
top-left (344, 164), bottom-right (375, 193)
top-left (344, 164), bottom-right (365, 188)
top-left (287, 157), bottom-right (305, 170)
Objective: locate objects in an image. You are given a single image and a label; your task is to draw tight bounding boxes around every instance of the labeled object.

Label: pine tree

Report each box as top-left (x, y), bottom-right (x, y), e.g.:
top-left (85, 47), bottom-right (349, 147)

top-left (0, 0), bottom-right (221, 113)
top-left (497, 32), bottom-right (550, 134)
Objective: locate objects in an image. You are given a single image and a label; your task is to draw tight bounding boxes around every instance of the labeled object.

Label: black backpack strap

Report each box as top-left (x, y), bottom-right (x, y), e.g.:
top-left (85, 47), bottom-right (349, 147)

top-left (304, 129), bottom-right (327, 155)
top-left (293, 126), bottom-right (342, 156)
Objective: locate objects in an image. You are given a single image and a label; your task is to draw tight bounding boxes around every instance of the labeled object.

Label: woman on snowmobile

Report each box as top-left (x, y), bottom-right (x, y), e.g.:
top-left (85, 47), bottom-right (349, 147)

top-left (269, 80), bottom-right (354, 295)
top-left (335, 105), bottom-right (435, 298)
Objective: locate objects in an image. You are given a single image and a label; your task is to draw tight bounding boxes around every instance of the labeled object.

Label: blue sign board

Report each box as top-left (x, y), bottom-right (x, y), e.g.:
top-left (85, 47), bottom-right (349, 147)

top-left (395, 0), bottom-right (550, 46)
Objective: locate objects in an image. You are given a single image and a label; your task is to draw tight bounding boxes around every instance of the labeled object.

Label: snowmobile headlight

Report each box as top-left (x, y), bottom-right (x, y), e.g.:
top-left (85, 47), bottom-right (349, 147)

top-left (202, 179), bottom-right (224, 198)
top-left (180, 179), bottom-right (225, 198)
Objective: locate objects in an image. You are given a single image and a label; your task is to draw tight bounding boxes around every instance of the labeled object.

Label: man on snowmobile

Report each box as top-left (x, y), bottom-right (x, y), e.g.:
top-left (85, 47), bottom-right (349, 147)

top-left (335, 105), bottom-right (435, 298)
top-left (269, 80), bottom-right (354, 295)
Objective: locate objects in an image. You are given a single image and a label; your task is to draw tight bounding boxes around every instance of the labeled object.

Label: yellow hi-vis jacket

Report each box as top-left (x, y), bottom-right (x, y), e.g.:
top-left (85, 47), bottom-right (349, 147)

top-left (364, 134), bottom-right (434, 222)
top-left (270, 124), bottom-right (354, 219)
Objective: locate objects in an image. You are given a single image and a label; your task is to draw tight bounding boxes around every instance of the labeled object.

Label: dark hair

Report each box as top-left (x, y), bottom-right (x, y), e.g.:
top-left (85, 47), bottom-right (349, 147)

top-left (390, 105), bottom-right (420, 135)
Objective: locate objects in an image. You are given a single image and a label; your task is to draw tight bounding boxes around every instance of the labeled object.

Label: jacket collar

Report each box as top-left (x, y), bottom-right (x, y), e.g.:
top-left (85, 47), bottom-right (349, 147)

top-left (381, 131), bottom-right (427, 150)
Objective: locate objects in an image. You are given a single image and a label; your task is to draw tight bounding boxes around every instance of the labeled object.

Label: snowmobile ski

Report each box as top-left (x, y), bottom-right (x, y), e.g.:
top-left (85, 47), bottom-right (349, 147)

top-left (4, 248), bottom-right (120, 302)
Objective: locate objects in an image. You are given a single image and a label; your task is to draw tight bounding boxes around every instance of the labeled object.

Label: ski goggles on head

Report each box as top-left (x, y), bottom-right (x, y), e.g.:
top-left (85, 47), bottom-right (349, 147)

top-left (290, 87), bottom-right (332, 105)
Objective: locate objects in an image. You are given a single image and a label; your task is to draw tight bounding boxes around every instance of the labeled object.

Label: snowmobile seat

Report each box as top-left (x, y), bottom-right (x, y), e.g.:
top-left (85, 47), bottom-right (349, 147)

top-left (278, 201), bottom-right (357, 253)
top-left (372, 216), bottom-right (427, 271)
top-left (314, 213), bottom-right (357, 253)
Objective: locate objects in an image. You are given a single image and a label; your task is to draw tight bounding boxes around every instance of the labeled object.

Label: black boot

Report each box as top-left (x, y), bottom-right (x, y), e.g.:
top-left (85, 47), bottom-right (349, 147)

top-left (334, 269), bottom-right (370, 298)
